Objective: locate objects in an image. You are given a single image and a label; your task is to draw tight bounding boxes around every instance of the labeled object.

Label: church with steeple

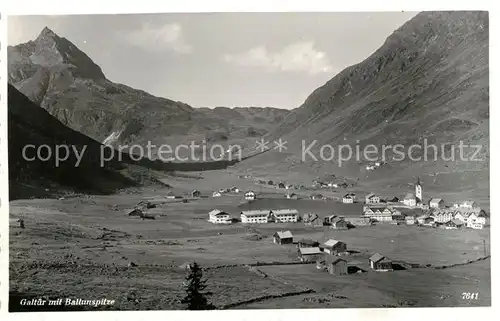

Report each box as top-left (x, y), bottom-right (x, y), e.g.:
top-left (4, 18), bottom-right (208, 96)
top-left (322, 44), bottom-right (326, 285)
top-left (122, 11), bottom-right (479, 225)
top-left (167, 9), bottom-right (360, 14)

top-left (415, 177), bottom-right (422, 204)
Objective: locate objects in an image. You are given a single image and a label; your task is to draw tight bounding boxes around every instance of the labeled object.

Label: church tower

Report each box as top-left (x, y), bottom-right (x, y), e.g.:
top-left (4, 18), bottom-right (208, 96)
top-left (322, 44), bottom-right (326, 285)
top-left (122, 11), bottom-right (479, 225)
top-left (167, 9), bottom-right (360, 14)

top-left (415, 177), bottom-right (422, 202)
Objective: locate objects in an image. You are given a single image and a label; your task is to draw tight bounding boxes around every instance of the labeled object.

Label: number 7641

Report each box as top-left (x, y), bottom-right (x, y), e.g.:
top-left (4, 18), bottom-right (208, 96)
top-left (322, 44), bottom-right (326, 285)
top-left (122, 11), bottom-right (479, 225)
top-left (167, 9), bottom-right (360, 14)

top-left (462, 292), bottom-right (479, 300)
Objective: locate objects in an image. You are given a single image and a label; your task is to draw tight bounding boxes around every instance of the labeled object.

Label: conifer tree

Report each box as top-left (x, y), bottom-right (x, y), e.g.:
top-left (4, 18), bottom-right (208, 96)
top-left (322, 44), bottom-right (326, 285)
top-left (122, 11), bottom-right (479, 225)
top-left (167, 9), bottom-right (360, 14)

top-left (180, 262), bottom-right (215, 310)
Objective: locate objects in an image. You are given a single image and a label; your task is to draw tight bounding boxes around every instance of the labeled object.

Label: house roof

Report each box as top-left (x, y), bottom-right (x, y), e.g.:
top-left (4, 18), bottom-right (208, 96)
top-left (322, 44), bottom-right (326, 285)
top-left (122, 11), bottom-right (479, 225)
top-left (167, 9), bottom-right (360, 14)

top-left (275, 230), bottom-right (293, 239)
top-left (299, 247), bottom-right (322, 255)
top-left (450, 219), bottom-right (464, 225)
top-left (331, 217), bottom-right (345, 224)
top-left (209, 209), bottom-right (227, 216)
top-left (429, 198), bottom-right (443, 204)
top-left (369, 253), bottom-right (385, 263)
top-left (241, 210), bottom-right (270, 216)
top-left (245, 191), bottom-right (256, 194)
top-left (298, 239), bottom-right (319, 246)
top-left (404, 193), bottom-right (416, 200)
top-left (365, 193), bottom-right (377, 199)
top-left (326, 256), bottom-right (347, 265)
top-left (461, 200), bottom-right (476, 207)
top-left (273, 209), bottom-right (299, 215)
top-left (343, 193), bottom-right (355, 198)
top-left (323, 239), bottom-right (345, 248)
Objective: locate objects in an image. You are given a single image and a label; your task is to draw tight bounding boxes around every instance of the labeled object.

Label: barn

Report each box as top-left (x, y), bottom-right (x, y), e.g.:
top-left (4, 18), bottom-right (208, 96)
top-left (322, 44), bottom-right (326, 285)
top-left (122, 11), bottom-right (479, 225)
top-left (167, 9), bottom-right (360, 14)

top-left (273, 231), bottom-right (294, 245)
top-left (322, 239), bottom-right (347, 255)
top-left (369, 253), bottom-right (393, 271)
top-left (326, 256), bottom-right (348, 275)
top-left (298, 247), bottom-right (323, 262)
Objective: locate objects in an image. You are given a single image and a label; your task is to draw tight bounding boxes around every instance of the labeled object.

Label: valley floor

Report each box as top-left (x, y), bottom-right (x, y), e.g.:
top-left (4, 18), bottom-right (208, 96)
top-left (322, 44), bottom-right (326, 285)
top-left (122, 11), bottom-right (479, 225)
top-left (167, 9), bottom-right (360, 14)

top-left (8, 170), bottom-right (491, 310)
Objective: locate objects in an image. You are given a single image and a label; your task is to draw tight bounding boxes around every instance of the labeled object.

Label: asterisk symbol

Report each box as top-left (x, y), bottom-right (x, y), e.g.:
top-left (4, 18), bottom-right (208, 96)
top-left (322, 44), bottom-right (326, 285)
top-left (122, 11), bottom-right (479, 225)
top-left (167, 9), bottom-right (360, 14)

top-left (274, 138), bottom-right (288, 152)
top-left (255, 138), bottom-right (270, 152)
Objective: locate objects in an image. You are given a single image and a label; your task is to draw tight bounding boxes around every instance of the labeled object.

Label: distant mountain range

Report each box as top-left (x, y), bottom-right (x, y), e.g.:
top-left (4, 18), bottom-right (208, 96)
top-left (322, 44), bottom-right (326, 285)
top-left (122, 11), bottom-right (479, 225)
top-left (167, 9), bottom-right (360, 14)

top-left (7, 27), bottom-right (289, 151)
top-left (270, 11), bottom-right (488, 164)
top-left (7, 11), bottom-right (490, 201)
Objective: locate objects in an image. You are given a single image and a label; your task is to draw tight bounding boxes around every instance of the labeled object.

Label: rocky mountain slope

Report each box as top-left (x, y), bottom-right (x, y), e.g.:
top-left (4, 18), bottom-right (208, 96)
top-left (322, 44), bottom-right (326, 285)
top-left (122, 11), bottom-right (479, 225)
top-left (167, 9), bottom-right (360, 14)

top-left (8, 27), bottom-right (289, 152)
top-left (242, 12), bottom-right (489, 170)
top-left (270, 11), bottom-right (488, 162)
top-left (235, 11), bottom-right (489, 204)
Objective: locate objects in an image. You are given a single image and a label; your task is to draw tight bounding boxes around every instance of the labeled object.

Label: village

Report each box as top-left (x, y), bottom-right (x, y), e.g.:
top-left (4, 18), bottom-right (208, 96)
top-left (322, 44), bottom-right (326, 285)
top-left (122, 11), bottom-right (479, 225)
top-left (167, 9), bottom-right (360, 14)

top-left (118, 175), bottom-right (490, 279)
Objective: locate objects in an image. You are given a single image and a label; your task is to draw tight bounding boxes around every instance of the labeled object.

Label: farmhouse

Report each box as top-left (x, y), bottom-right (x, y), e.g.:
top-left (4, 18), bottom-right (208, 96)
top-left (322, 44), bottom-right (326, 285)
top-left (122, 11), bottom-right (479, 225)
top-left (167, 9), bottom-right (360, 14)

top-left (298, 247), bottom-right (323, 262)
top-left (273, 230), bottom-right (294, 244)
top-left (272, 209), bottom-right (299, 223)
top-left (166, 192), bottom-right (178, 199)
top-left (285, 184), bottom-right (294, 190)
top-left (323, 215), bottom-right (338, 226)
top-left (458, 200), bottom-right (478, 209)
top-left (369, 253), bottom-right (393, 271)
top-left (322, 239), bottom-right (347, 255)
top-left (229, 186), bottom-right (240, 193)
top-left (191, 190), bottom-right (201, 198)
top-left (443, 219), bottom-right (464, 229)
top-left (363, 207), bottom-right (394, 222)
top-left (391, 213), bottom-right (406, 224)
top-left (244, 191), bottom-right (257, 200)
top-left (347, 217), bottom-right (372, 226)
top-left (128, 209), bottom-right (143, 216)
top-left (325, 256), bottom-right (348, 275)
top-left (342, 193), bottom-right (356, 204)
top-left (212, 191), bottom-right (222, 197)
top-left (310, 194), bottom-right (325, 200)
top-left (429, 198), bottom-right (444, 209)
top-left (285, 193), bottom-right (298, 200)
top-left (403, 193), bottom-right (417, 207)
top-left (297, 239), bottom-right (320, 248)
top-left (240, 210), bottom-right (270, 223)
top-left (278, 182), bottom-right (286, 189)
top-left (303, 213), bottom-right (323, 227)
top-left (431, 210), bottom-right (454, 223)
top-left (405, 216), bottom-right (416, 225)
top-left (365, 193), bottom-right (380, 204)
top-left (208, 209), bottom-right (232, 224)
top-left (330, 217), bottom-right (348, 230)
top-left (467, 211), bottom-right (489, 229)
top-left (421, 216), bottom-right (435, 226)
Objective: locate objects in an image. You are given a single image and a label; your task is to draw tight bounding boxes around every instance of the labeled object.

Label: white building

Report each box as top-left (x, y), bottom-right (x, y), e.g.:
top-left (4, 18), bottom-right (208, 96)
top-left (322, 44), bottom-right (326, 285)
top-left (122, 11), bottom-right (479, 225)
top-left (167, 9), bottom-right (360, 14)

top-left (240, 210), bottom-right (270, 223)
top-left (208, 209), bottom-right (232, 224)
top-left (431, 210), bottom-right (454, 223)
top-left (415, 178), bottom-right (422, 202)
top-left (365, 193), bottom-right (380, 204)
top-left (212, 191), bottom-right (222, 197)
top-left (459, 200), bottom-right (478, 209)
top-left (272, 209), bottom-right (299, 223)
top-left (363, 207), bottom-right (394, 222)
top-left (429, 198), bottom-right (444, 209)
top-left (244, 191), bottom-right (256, 200)
top-left (403, 193), bottom-right (417, 207)
top-left (342, 193), bottom-right (355, 204)
top-left (467, 211), bottom-right (489, 229)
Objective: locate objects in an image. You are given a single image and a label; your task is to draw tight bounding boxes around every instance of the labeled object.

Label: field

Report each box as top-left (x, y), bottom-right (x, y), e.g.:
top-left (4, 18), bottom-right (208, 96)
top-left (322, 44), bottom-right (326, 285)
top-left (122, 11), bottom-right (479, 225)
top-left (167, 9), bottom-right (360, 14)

top-left (9, 169), bottom-right (491, 310)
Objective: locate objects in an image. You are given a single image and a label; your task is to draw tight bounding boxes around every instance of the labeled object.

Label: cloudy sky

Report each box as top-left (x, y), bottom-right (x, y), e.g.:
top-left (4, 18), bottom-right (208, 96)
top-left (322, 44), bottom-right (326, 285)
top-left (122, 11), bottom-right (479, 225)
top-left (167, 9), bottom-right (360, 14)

top-left (8, 12), bottom-right (417, 109)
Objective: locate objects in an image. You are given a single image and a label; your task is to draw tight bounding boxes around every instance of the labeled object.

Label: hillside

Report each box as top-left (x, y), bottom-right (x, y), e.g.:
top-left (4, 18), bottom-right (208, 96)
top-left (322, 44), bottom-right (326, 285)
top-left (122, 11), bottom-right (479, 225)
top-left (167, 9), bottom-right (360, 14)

top-left (8, 27), bottom-right (289, 153)
top-left (235, 11), bottom-right (489, 204)
top-left (7, 84), bottom-right (137, 199)
top-left (271, 11), bottom-right (488, 159)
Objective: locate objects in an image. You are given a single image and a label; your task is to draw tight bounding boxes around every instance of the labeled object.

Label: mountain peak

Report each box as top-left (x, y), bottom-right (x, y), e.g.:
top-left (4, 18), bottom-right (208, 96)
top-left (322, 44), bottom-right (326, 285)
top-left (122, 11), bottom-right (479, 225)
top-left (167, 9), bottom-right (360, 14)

top-left (37, 26), bottom-right (58, 40)
top-left (19, 26), bottom-right (106, 80)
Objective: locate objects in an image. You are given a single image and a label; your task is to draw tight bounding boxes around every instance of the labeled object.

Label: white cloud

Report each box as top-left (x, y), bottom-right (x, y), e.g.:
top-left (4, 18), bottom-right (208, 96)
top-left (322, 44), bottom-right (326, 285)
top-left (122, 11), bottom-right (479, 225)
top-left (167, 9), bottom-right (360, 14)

top-left (224, 41), bottom-right (333, 74)
top-left (126, 22), bottom-right (193, 54)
